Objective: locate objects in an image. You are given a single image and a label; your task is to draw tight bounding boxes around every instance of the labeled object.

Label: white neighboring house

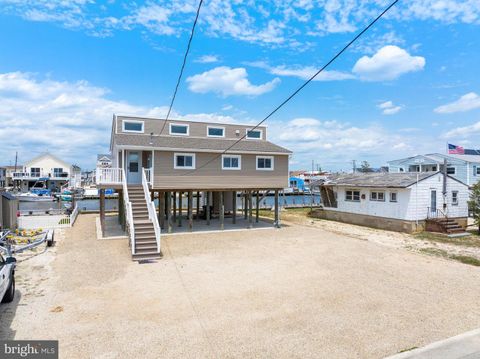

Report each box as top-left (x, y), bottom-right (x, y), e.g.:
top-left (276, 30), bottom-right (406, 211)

top-left (12, 153), bottom-right (81, 192)
top-left (314, 172), bottom-right (469, 233)
top-left (97, 154), bottom-right (112, 168)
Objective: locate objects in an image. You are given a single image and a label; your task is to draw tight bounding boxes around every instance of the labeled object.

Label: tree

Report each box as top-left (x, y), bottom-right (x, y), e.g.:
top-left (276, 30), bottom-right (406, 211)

top-left (358, 160), bottom-right (373, 173)
top-left (468, 181), bottom-right (480, 233)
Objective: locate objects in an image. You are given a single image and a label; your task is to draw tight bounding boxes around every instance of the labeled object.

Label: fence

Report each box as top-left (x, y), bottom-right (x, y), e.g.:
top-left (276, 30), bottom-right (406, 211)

top-left (17, 204), bottom-right (79, 229)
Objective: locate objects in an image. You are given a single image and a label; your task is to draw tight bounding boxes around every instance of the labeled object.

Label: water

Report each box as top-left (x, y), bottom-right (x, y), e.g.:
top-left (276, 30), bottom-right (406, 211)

top-left (19, 194), bottom-right (321, 212)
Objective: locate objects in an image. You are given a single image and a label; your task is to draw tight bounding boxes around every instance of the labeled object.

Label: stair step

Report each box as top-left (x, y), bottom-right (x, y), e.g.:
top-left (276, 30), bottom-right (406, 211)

top-left (135, 244), bottom-right (157, 251)
top-left (135, 237), bottom-right (156, 243)
top-left (132, 253), bottom-right (161, 261)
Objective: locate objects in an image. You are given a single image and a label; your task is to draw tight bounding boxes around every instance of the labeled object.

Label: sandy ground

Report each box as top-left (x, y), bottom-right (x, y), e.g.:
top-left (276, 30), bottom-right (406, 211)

top-left (1, 213), bottom-right (480, 359)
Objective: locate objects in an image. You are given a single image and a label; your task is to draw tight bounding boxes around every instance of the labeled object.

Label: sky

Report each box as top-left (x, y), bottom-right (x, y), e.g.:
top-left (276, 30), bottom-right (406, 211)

top-left (0, 0), bottom-right (480, 171)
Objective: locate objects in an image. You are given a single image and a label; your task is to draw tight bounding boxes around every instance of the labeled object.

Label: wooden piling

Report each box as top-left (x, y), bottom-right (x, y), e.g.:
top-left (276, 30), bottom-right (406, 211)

top-left (188, 191), bottom-right (193, 232)
top-left (219, 191), bottom-right (224, 230)
top-left (232, 190), bottom-right (236, 224)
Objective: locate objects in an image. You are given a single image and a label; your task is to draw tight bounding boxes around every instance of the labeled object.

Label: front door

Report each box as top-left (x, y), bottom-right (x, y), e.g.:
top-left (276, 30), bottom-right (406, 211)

top-left (430, 190), bottom-right (437, 213)
top-left (127, 151), bottom-right (141, 184)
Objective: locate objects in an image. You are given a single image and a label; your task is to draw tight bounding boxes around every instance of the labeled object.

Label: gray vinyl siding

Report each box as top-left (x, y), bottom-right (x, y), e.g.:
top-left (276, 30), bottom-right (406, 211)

top-left (153, 151), bottom-right (288, 190)
top-left (116, 116), bottom-right (267, 140)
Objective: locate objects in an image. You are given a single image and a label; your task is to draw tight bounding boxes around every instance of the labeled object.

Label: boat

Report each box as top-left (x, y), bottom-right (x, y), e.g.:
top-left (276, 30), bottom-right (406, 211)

top-left (16, 189), bottom-right (55, 202)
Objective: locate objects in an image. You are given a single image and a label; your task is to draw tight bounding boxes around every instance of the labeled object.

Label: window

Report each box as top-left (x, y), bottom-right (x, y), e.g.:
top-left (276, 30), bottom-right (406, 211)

top-left (452, 191), bottom-right (458, 206)
top-left (370, 191), bottom-right (385, 201)
top-left (447, 166), bottom-right (456, 175)
top-left (30, 167), bottom-right (40, 177)
top-left (170, 123), bottom-right (189, 136)
top-left (476, 166), bottom-right (480, 176)
top-left (207, 126), bottom-right (225, 137)
top-left (222, 155), bottom-right (241, 170)
top-left (122, 120), bottom-right (144, 133)
top-left (390, 192), bottom-right (398, 202)
top-left (174, 153), bottom-right (195, 169)
top-left (256, 156), bottom-right (273, 170)
top-left (345, 190), bottom-right (360, 202)
top-left (246, 129), bottom-right (262, 139)
top-left (53, 168), bottom-right (65, 177)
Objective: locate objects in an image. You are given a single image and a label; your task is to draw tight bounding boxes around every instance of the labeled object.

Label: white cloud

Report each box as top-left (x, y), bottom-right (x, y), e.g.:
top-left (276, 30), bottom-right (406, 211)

top-left (0, 71), bottom-right (238, 168)
top-left (352, 45), bottom-right (426, 81)
top-left (443, 121), bottom-right (480, 138)
top-left (3, 1), bottom-right (480, 48)
top-left (186, 66), bottom-right (280, 97)
top-left (434, 92), bottom-right (480, 114)
top-left (248, 62), bottom-right (355, 81)
top-left (195, 55), bottom-right (220, 64)
top-left (377, 100), bottom-right (403, 115)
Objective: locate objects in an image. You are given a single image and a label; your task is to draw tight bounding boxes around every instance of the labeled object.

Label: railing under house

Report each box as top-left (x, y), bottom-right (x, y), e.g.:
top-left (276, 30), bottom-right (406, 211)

top-left (142, 168), bottom-right (161, 254)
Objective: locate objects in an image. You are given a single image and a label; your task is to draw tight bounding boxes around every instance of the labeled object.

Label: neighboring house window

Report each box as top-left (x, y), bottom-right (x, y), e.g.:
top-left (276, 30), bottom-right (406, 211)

top-left (256, 156), bottom-right (274, 170)
top-left (174, 153), bottom-right (195, 169)
top-left (222, 155), bottom-right (241, 170)
top-left (452, 191), bottom-right (458, 206)
top-left (447, 166), bottom-right (456, 175)
top-left (170, 123), bottom-right (189, 136)
top-left (476, 166), bottom-right (480, 176)
top-left (246, 129), bottom-right (262, 139)
top-left (53, 168), bottom-right (64, 177)
top-left (30, 167), bottom-right (40, 177)
top-left (207, 126), bottom-right (225, 137)
top-left (390, 192), bottom-right (398, 202)
top-left (122, 120), bottom-right (144, 133)
top-left (370, 191), bottom-right (385, 201)
top-left (409, 165), bottom-right (420, 172)
top-left (346, 190), bottom-right (360, 202)
top-left (399, 168), bottom-right (404, 172)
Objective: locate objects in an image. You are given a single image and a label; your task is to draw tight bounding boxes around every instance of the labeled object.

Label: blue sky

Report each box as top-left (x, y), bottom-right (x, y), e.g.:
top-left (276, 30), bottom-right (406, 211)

top-left (0, 0), bottom-right (480, 171)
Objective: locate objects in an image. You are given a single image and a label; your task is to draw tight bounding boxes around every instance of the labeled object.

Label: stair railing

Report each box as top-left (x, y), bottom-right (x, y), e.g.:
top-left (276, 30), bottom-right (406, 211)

top-left (142, 168), bottom-right (161, 254)
top-left (426, 207), bottom-right (448, 220)
top-left (122, 168), bottom-right (135, 255)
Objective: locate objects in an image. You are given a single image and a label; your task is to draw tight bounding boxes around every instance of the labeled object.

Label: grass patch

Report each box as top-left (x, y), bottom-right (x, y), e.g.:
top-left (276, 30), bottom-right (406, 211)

top-left (259, 208), bottom-right (314, 223)
top-left (419, 248), bottom-right (480, 267)
top-left (414, 231), bottom-right (480, 248)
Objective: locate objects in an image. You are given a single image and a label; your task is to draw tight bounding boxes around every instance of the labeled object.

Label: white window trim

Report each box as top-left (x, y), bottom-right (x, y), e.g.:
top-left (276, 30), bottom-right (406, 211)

top-left (169, 123), bottom-right (190, 136)
top-left (256, 156), bottom-right (274, 171)
top-left (246, 128), bottom-right (263, 140)
top-left (370, 191), bottom-right (385, 202)
top-left (173, 153), bottom-right (196, 170)
top-left (222, 154), bottom-right (241, 170)
top-left (446, 166), bottom-right (456, 175)
top-left (345, 189), bottom-right (361, 202)
top-left (390, 192), bottom-right (398, 202)
top-left (122, 120), bottom-right (144, 133)
top-left (207, 126), bottom-right (225, 138)
top-left (452, 191), bottom-right (459, 206)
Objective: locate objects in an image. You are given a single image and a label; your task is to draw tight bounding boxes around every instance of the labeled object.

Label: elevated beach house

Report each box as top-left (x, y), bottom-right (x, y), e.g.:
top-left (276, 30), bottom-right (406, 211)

top-left (96, 115), bottom-right (291, 260)
top-left (313, 172), bottom-right (469, 233)
top-left (11, 153), bottom-right (81, 192)
top-left (388, 153), bottom-right (480, 186)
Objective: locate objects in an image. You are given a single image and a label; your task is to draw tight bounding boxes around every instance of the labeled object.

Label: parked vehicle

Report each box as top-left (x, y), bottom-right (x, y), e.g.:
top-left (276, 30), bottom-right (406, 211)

top-left (0, 252), bottom-right (16, 303)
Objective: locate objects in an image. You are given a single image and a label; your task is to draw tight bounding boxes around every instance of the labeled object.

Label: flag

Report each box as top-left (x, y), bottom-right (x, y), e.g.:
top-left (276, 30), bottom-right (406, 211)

top-left (448, 143), bottom-right (465, 154)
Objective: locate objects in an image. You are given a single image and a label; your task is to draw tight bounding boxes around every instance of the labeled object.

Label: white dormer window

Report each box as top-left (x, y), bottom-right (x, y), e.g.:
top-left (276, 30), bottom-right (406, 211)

top-left (246, 129), bottom-right (262, 140)
top-left (122, 120), bottom-right (144, 133)
top-left (170, 123), bottom-right (189, 136)
top-left (207, 126), bottom-right (225, 137)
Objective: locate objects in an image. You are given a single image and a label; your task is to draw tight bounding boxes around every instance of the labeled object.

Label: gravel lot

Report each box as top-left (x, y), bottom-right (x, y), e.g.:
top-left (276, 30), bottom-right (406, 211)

top-left (1, 213), bottom-right (480, 358)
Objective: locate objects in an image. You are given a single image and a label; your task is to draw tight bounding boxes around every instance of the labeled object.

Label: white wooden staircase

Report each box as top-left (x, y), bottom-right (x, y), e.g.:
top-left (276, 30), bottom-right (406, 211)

top-left (122, 168), bottom-right (161, 261)
top-left (128, 185), bottom-right (161, 260)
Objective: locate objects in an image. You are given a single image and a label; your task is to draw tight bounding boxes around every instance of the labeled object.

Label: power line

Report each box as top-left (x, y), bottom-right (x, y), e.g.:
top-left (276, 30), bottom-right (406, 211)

top-left (159, 0), bottom-right (204, 135)
top-left (179, 0), bottom-right (399, 176)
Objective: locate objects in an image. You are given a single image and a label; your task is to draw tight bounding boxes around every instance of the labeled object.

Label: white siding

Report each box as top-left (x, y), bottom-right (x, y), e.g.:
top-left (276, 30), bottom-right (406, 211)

top-left (330, 173), bottom-right (468, 221)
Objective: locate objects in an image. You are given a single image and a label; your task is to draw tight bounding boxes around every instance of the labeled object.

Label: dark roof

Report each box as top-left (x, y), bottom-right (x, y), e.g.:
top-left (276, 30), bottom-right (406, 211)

top-left (114, 134), bottom-right (292, 154)
top-left (319, 172), bottom-right (438, 188)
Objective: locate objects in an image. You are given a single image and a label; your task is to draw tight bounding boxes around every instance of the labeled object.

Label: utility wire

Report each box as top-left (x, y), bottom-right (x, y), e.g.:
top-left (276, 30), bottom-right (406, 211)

top-left (159, 0), bottom-right (204, 135)
top-left (179, 0), bottom-right (399, 176)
